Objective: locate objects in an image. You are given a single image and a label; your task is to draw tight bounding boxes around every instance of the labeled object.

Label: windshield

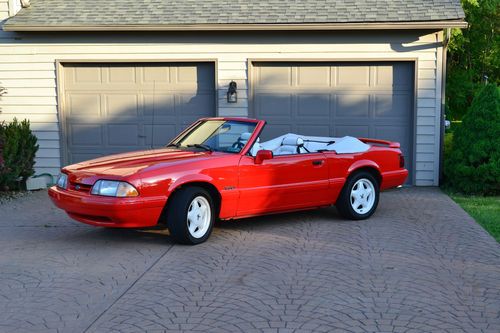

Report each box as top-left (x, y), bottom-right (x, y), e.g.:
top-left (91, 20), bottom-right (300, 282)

top-left (170, 120), bottom-right (258, 153)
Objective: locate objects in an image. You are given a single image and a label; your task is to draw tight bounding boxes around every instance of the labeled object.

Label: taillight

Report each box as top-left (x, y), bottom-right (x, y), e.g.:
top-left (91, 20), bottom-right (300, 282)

top-left (399, 154), bottom-right (405, 168)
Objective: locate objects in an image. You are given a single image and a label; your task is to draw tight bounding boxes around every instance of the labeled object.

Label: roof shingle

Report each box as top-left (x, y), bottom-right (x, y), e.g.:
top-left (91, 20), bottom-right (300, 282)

top-left (4, 0), bottom-right (466, 30)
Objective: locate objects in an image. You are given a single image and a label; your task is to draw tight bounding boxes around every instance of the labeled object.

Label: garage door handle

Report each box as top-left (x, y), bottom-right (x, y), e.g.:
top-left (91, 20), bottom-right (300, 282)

top-left (312, 160), bottom-right (324, 166)
top-left (138, 135), bottom-right (147, 138)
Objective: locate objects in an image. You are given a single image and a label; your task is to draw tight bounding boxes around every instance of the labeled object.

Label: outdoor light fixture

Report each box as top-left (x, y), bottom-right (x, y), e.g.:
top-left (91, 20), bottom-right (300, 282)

top-left (227, 81), bottom-right (237, 103)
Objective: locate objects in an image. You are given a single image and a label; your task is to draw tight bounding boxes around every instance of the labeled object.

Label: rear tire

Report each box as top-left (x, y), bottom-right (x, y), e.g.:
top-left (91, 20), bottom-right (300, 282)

top-left (336, 171), bottom-right (379, 220)
top-left (166, 186), bottom-right (215, 245)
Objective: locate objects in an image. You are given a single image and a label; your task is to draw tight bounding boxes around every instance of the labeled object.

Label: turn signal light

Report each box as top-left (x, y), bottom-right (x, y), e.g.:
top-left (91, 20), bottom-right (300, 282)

top-left (399, 155), bottom-right (405, 168)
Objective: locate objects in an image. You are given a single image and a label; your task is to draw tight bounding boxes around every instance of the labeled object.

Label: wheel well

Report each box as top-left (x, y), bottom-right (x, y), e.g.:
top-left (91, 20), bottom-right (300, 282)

top-left (158, 181), bottom-right (222, 226)
top-left (349, 167), bottom-right (382, 187)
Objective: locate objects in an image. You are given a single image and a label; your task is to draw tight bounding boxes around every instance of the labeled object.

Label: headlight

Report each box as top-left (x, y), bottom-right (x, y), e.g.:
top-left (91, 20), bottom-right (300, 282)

top-left (91, 180), bottom-right (139, 197)
top-left (56, 173), bottom-right (68, 189)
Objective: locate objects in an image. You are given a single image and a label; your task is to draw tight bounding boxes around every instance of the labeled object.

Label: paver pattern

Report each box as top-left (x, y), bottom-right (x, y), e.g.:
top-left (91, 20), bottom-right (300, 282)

top-left (0, 188), bottom-right (498, 333)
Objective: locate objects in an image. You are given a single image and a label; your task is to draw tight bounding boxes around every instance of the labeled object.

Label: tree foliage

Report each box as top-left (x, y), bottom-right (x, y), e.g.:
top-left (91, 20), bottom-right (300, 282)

top-left (0, 119), bottom-right (39, 191)
top-left (446, 0), bottom-right (499, 120)
top-left (444, 84), bottom-right (500, 194)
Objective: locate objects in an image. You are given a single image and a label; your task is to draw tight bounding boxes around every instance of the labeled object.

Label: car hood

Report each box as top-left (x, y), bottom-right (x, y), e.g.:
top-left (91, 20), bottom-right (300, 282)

top-left (63, 148), bottom-right (214, 184)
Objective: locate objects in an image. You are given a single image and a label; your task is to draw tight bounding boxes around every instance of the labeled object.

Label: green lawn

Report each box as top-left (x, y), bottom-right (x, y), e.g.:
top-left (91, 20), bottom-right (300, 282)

top-left (450, 194), bottom-right (500, 242)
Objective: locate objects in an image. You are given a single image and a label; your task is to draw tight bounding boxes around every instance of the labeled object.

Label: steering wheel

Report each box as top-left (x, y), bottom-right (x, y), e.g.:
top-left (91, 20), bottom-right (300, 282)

top-left (232, 140), bottom-right (245, 150)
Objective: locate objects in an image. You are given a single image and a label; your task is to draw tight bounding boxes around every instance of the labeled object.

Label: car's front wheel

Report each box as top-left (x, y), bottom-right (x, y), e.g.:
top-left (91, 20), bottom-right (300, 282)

top-left (167, 186), bottom-right (215, 244)
top-left (336, 171), bottom-right (379, 220)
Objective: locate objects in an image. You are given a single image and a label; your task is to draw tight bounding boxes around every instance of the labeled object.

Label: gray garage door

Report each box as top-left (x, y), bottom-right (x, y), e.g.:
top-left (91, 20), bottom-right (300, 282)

top-left (63, 62), bottom-right (215, 164)
top-left (252, 62), bottom-right (414, 183)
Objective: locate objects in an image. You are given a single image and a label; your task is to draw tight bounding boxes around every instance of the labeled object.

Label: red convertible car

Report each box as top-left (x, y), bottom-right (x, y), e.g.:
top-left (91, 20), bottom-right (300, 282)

top-left (49, 118), bottom-right (408, 244)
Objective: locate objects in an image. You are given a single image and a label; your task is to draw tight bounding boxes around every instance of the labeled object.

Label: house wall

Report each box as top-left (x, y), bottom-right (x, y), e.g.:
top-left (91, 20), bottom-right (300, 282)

top-left (0, 0), bottom-right (9, 21)
top-left (0, 1), bottom-right (21, 21)
top-left (0, 27), bottom-right (443, 186)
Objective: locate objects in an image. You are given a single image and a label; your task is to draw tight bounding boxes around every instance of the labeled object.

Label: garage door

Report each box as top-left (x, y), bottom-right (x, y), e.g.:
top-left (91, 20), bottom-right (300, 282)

top-left (62, 62), bottom-right (215, 164)
top-left (252, 61), bottom-right (414, 183)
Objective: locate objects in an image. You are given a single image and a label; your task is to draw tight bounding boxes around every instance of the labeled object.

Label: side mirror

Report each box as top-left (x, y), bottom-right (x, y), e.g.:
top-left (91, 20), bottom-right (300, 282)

top-left (255, 150), bottom-right (273, 164)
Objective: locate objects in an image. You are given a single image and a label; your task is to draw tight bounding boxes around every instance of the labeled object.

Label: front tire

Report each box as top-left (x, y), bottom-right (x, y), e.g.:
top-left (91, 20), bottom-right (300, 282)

top-left (167, 186), bottom-right (215, 245)
top-left (336, 171), bottom-right (379, 220)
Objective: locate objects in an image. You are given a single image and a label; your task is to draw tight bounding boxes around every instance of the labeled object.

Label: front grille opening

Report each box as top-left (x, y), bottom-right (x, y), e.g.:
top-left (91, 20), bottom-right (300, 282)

top-left (68, 212), bottom-right (112, 223)
top-left (69, 182), bottom-right (92, 193)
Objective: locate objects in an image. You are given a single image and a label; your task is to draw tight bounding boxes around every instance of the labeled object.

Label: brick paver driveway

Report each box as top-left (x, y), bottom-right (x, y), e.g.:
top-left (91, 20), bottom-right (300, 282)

top-left (0, 188), bottom-right (499, 333)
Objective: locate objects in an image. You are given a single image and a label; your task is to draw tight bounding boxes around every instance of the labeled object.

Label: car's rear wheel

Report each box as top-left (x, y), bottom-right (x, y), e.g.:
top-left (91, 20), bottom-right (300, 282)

top-left (336, 171), bottom-right (379, 220)
top-left (167, 186), bottom-right (215, 245)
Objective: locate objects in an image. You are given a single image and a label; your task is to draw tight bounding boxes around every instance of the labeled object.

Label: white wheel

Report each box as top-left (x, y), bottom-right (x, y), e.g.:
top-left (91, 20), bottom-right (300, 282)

top-left (186, 196), bottom-right (211, 239)
top-left (350, 178), bottom-right (376, 215)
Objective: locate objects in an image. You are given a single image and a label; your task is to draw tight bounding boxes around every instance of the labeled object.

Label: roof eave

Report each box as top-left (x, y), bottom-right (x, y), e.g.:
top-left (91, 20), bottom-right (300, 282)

top-left (3, 20), bottom-right (468, 32)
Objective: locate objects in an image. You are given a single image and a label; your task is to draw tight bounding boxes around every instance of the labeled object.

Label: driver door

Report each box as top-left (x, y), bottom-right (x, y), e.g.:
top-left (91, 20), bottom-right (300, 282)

top-left (236, 152), bottom-right (330, 217)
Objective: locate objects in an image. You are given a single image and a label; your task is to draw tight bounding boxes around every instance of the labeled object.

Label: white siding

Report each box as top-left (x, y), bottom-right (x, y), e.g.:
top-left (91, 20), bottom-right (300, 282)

top-left (0, 0), bottom-right (21, 21)
top-left (0, 0), bottom-right (9, 21)
top-left (0, 29), bottom-right (443, 185)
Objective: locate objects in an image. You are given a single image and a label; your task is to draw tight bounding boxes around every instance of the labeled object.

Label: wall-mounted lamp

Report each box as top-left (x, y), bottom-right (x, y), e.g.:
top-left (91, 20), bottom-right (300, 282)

top-left (227, 81), bottom-right (237, 103)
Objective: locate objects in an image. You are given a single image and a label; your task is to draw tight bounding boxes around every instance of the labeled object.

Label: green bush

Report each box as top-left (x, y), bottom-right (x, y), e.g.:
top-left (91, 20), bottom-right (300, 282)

top-left (444, 84), bottom-right (500, 195)
top-left (0, 119), bottom-right (39, 191)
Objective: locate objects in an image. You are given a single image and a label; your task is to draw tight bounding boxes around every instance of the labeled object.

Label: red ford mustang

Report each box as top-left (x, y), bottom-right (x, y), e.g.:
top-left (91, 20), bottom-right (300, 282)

top-left (49, 117), bottom-right (408, 244)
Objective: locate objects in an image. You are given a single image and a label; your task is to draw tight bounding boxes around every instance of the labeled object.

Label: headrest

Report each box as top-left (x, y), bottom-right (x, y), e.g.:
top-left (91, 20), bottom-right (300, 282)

top-left (282, 136), bottom-right (303, 146)
top-left (240, 132), bottom-right (252, 141)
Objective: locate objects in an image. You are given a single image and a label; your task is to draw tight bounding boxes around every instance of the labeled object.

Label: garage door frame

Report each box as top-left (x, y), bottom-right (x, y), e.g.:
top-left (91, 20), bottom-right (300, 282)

top-left (248, 58), bottom-right (418, 185)
top-left (56, 59), bottom-right (218, 166)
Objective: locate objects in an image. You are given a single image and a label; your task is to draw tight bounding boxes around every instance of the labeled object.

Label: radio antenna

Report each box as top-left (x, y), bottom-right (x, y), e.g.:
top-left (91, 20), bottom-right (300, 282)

top-left (150, 80), bottom-right (156, 149)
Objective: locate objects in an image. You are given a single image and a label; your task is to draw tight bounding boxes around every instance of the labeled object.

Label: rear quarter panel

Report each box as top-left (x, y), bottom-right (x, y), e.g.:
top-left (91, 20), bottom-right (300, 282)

top-left (324, 146), bottom-right (406, 202)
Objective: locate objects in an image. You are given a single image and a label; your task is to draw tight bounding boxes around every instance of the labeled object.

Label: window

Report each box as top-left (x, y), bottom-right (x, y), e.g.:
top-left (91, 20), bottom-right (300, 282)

top-left (172, 120), bottom-right (257, 153)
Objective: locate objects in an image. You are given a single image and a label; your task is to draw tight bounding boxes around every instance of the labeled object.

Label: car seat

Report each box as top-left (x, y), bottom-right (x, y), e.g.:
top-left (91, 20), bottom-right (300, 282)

top-left (274, 136), bottom-right (306, 155)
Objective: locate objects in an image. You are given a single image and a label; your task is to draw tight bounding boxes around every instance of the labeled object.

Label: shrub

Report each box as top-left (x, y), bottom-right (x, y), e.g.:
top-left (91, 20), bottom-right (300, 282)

top-left (444, 84), bottom-right (500, 195)
top-left (0, 119), bottom-right (39, 191)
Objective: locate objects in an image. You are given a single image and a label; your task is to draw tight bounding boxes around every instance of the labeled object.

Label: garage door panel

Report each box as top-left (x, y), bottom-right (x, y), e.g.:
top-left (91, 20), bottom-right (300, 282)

top-left (255, 65), bottom-right (292, 87)
top-left (374, 93), bottom-right (412, 118)
top-left (106, 94), bottom-right (138, 117)
top-left (73, 66), bottom-right (102, 84)
top-left (334, 125), bottom-right (370, 138)
top-left (71, 152), bottom-right (103, 163)
top-left (143, 66), bottom-right (170, 83)
top-left (297, 94), bottom-right (331, 118)
top-left (393, 63), bottom-right (414, 90)
top-left (176, 64), bottom-right (215, 89)
top-left (374, 126), bottom-right (411, 154)
top-left (374, 64), bottom-right (413, 90)
top-left (336, 94), bottom-right (370, 118)
top-left (296, 124), bottom-right (331, 137)
top-left (143, 94), bottom-right (176, 115)
top-left (67, 94), bottom-right (101, 116)
top-left (63, 63), bottom-right (215, 164)
top-left (107, 124), bottom-right (139, 146)
top-left (375, 65), bottom-right (395, 86)
top-left (261, 124), bottom-right (293, 141)
top-left (178, 93), bottom-right (216, 115)
top-left (108, 66), bottom-right (136, 83)
top-left (255, 94), bottom-right (292, 118)
top-left (297, 66), bottom-right (331, 86)
top-left (337, 66), bottom-right (370, 87)
top-left (70, 124), bottom-right (103, 146)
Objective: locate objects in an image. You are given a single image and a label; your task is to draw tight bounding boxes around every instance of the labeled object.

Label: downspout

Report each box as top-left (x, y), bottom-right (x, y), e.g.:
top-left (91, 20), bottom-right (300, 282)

top-left (438, 28), bottom-right (451, 185)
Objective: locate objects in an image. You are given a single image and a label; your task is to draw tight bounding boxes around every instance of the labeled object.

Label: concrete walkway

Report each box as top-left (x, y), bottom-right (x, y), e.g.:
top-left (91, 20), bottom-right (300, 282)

top-left (0, 188), bottom-right (498, 332)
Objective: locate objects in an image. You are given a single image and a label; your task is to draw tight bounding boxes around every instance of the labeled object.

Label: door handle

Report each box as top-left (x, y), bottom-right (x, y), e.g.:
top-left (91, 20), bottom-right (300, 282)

top-left (312, 160), bottom-right (324, 166)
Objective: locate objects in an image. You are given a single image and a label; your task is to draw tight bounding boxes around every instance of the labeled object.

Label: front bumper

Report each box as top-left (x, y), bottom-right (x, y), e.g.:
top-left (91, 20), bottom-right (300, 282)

top-left (48, 186), bottom-right (167, 228)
